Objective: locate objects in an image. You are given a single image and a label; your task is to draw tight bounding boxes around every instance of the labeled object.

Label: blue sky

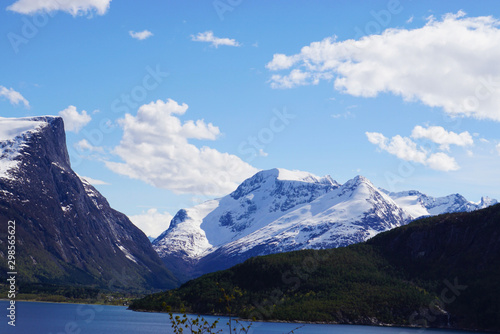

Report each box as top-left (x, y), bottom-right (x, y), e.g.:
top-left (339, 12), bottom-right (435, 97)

top-left (2, 0), bottom-right (500, 237)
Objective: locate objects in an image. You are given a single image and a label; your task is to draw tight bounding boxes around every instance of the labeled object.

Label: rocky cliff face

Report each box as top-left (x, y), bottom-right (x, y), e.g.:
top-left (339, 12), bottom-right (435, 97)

top-left (0, 116), bottom-right (177, 291)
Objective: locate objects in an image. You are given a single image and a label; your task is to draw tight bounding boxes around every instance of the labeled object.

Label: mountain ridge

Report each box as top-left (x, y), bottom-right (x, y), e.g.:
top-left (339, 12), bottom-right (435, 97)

top-left (154, 168), bottom-right (496, 282)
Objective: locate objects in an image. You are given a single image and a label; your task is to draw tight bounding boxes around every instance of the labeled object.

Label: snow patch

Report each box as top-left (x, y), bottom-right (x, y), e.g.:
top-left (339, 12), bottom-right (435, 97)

top-left (117, 245), bottom-right (138, 264)
top-left (0, 117), bottom-right (51, 179)
top-left (61, 205), bottom-right (72, 213)
top-left (0, 118), bottom-right (45, 141)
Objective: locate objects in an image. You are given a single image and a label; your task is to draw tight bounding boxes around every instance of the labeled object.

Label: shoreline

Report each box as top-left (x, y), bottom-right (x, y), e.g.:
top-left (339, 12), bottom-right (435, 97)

top-left (0, 298), bottom-right (129, 307)
top-left (130, 307), bottom-right (498, 333)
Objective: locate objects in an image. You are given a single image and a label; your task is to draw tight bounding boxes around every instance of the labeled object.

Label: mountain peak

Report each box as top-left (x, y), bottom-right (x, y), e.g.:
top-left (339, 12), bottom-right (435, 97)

top-left (342, 175), bottom-right (374, 190)
top-left (231, 168), bottom-right (338, 200)
top-left (479, 196), bottom-right (498, 208)
top-left (275, 168), bottom-right (335, 184)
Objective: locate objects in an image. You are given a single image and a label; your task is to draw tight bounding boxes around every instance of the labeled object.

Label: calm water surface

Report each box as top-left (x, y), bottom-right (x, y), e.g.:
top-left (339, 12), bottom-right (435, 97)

top-left (0, 300), bottom-right (489, 334)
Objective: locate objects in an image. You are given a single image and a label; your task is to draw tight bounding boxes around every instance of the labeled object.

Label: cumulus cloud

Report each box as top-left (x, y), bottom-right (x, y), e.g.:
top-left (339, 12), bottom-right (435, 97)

top-left (411, 125), bottom-right (474, 150)
top-left (191, 31), bottom-right (241, 48)
top-left (128, 208), bottom-right (173, 239)
top-left (366, 131), bottom-right (460, 172)
top-left (106, 99), bottom-right (258, 195)
top-left (267, 54), bottom-right (299, 71)
top-left (366, 132), bottom-right (427, 164)
top-left (58, 106), bottom-right (91, 133)
top-left (7, 0), bottom-right (111, 16)
top-left (268, 69), bottom-right (330, 89)
top-left (426, 152), bottom-right (460, 171)
top-left (267, 11), bottom-right (500, 121)
top-left (0, 86), bottom-right (29, 108)
top-left (129, 30), bottom-right (153, 40)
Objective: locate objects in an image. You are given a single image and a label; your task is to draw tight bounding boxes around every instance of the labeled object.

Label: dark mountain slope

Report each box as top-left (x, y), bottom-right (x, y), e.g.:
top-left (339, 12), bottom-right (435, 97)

top-left (369, 203), bottom-right (500, 329)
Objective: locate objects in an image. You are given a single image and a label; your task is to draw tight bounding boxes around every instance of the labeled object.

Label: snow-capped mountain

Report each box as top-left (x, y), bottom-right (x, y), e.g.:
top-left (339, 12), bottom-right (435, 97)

top-left (0, 116), bottom-right (177, 290)
top-left (153, 168), bottom-right (339, 280)
top-left (154, 168), bottom-right (497, 282)
top-left (154, 169), bottom-right (410, 281)
top-left (384, 190), bottom-right (498, 218)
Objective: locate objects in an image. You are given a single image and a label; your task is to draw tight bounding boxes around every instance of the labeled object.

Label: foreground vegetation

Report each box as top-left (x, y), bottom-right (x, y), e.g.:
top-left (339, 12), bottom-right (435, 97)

top-left (131, 204), bottom-right (500, 332)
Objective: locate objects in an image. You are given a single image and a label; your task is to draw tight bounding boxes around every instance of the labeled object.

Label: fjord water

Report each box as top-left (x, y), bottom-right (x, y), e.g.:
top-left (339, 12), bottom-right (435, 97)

top-left (0, 301), bottom-right (487, 334)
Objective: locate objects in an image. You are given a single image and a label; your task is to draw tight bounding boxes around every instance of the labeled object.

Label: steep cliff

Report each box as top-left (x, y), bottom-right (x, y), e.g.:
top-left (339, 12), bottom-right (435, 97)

top-left (0, 116), bottom-right (177, 291)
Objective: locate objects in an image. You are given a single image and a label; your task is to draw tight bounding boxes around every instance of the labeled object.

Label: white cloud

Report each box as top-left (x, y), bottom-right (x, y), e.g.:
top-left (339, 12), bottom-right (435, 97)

top-left (331, 110), bottom-right (355, 119)
top-left (366, 132), bottom-right (427, 164)
top-left (0, 86), bottom-right (29, 108)
top-left (267, 54), bottom-right (299, 71)
top-left (258, 149), bottom-right (268, 157)
top-left (426, 152), bottom-right (460, 171)
top-left (411, 125), bottom-right (474, 150)
top-left (128, 208), bottom-right (173, 239)
top-left (406, 16), bottom-right (414, 24)
top-left (7, 0), bottom-right (111, 16)
top-left (366, 131), bottom-right (459, 171)
top-left (267, 11), bottom-right (500, 121)
top-left (270, 69), bottom-right (310, 89)
top-left (269, 70), bottom-right (332, 89)
top-left (129, 30), bottom-right (153, 40)
top-left (191, 31), bottom-right (241, 48)
top-left (106, 99), bottom-right (258, 195)
top-left (80, 176), bottom-right (109, 185)
top-left (75, 139), bottom-right (104, 153)
top-left (496, 143), bottom-right (500, 155)
top-left (58, 106), bottom-right (91, 133)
